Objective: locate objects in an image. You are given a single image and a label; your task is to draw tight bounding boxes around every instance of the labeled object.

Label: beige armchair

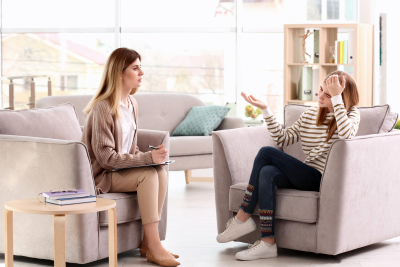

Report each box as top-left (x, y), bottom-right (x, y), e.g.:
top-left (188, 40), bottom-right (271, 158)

top-left (212, 103), bottom-right (400, 255)
top-left (36, 93), bottom-right (244, 183)
top-left (0, 103), bottom-right (170, 264)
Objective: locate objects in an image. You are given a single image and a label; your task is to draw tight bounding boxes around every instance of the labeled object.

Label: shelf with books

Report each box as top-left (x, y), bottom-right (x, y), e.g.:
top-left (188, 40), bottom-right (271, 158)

top-left (320, 27), bottom-right (355, 64)
top-left (284, 23), bottom-right (373, 107)
top-left (320, 63), bottom-right (354, 66)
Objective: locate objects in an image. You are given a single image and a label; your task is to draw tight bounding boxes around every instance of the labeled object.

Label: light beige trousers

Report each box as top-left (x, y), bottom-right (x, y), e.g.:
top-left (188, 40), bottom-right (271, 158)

top-left (109, 166), bottom-right (168, 225)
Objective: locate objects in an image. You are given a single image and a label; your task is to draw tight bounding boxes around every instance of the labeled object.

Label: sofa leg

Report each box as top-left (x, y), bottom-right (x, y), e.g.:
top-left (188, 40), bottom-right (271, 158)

top-left (185, 170), bottom-right (191, 184)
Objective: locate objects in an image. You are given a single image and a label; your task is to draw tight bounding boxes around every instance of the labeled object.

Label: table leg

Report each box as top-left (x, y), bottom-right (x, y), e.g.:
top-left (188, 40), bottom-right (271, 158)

top-left (108, 208), bottom-right (117, 267)
top-left (54, 215), bottom-right (66, 267)
top-left (5, 209), bottom-right (13, 267)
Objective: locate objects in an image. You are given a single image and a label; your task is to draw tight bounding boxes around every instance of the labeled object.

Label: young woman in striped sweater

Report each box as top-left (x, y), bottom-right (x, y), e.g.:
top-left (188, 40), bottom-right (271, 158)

top-left (216, 71), bottom-right (360, 261)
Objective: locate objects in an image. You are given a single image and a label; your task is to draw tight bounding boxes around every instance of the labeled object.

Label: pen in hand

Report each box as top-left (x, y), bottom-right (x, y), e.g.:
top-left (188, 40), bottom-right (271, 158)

top-left (148, 145), bottom-right (159, 150)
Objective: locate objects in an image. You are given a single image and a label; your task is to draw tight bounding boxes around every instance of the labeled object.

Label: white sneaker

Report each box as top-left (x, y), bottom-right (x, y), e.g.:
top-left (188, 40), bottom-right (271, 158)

top-left (235, 240), bottom-right (277, 261)
top-left (216, 217), bottom-right (256, 243)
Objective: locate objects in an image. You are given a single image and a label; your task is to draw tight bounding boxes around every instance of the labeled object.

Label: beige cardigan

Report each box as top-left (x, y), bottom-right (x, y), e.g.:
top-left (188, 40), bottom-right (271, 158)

top-left (82, 95), bottom-right (153, 194)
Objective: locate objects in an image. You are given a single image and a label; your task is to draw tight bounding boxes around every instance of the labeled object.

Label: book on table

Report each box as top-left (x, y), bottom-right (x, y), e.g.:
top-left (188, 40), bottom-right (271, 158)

top-left (42, 189), bottom-right (90, 199)
top-left (45, 195), bottom-right (96, 205)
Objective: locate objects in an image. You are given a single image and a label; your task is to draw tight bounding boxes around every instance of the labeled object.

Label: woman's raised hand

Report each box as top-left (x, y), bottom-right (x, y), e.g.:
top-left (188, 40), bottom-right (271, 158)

top-left (241, 92), bottom-right (268, 110)
top-left (325, 75), bottom-right (345, 97)
top-left (150, 144), bottom-right (168, 164)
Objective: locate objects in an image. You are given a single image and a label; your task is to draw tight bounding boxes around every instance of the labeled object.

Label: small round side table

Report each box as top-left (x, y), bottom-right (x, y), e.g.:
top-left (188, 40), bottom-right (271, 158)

top-left (4, 198), bottom-right (117, 267)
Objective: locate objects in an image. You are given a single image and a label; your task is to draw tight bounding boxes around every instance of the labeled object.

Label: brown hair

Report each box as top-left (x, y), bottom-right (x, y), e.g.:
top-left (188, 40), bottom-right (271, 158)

top-left (316, 70), bottom-right (359, 142)
top-left (84, 48), bottom-right (141, 117)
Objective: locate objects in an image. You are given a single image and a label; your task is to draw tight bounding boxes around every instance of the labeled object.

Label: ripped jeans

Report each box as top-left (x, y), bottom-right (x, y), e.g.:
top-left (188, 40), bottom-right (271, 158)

top-left (239, 146), bottom-right (322, 238)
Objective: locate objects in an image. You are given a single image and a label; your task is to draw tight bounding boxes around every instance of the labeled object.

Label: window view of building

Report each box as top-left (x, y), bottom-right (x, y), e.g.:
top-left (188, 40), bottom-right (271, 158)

top-left (0, 0), bottom-right (358, 123)
top-left (2, 33), bottom-right (113, 107)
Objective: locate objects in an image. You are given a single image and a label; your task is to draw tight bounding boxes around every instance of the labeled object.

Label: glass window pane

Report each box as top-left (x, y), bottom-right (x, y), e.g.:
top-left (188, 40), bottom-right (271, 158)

top-left (327, 0), bottom-right (340, 20)
top-left (345, 0), bottom-right (357, 21)
top-left (2, 33), bottom-right (114, 109)
top-left (241, 33), bottom-right (284, 123)
top-left (121, 0), bottom-right (236, 27)
top-left (243, 0), bottom-right (307, 27)
top-left (2, 0), bottom-right (114, 28)
top-left (307, 0), bottom-right (322, 21)
top-left (121, 33), bottom-right (236, 106)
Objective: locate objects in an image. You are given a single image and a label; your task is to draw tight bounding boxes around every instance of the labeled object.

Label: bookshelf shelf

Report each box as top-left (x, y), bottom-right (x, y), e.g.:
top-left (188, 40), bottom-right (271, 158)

top-left (284, 23), bottom-right (373, 107)
top-left (320, 63), bottom-right (354, 66)
top-left (287, 63), bottom-right (319, 66)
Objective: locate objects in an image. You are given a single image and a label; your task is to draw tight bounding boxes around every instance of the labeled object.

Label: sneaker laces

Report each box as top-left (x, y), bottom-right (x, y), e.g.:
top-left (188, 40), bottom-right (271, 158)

top-left (246, 240), bottom-right (262, 251)
top-left (223, 217), bottom-right (235, 233)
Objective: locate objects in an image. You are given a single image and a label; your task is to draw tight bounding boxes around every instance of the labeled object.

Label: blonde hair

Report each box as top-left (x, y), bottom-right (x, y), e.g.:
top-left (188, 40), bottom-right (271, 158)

top-left (83, 48), bottom-right (141, 118)
top-left (316, 70), bottom-right (359, 142)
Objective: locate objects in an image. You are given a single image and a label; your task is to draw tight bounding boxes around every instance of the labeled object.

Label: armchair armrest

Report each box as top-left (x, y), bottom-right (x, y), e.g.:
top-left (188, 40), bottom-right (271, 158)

top-left (215, 116), bottom-right (245, 131)
top-left (0, 135), bottom-right (99, 263)
top-left (212, 126), bottom-right (280, 234)
top-left (0, 135), bottom-right (96, 195)
top-left (136, 129), bottom-right (170, 153)
top-left (317, 131), bottom-right (400, 255)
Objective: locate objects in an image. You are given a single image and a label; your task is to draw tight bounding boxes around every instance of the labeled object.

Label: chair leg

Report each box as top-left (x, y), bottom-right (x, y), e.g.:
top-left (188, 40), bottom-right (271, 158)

top-left (184, 170), bottom-right (191, 184)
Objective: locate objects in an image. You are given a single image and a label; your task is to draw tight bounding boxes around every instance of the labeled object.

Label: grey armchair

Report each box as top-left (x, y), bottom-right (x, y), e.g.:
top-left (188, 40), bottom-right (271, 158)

top-left (212, 103), bottom-right (400, 255)
top-left (0, 103), bottom-right (170, 264)
top-left (36, 93), bottom-right (244, 183)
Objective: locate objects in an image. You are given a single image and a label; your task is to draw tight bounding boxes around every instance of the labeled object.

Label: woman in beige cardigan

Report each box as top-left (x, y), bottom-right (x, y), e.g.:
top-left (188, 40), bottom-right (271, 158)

top-left (82, 48), bottom-right (180, 267)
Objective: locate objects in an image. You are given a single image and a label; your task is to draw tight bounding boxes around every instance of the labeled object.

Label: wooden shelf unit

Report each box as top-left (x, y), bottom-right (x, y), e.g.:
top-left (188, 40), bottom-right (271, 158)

top-left (284, 23), bottom-right (373, 107)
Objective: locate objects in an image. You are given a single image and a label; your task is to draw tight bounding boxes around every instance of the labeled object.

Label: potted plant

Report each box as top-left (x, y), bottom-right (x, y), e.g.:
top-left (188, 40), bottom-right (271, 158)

top-left (395, 119), bottom-right (400, 130)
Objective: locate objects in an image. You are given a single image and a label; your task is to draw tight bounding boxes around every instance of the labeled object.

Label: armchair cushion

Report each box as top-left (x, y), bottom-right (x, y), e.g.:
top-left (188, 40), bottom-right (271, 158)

top-left (169, 136), bottom-right (212, 156)
top-left (97, 193), bottom-right (140, 226)
top-left (229, 183), bottom-right (319, 223)
top-left (0, 103), bottom-right (82, 141)
top-left (172, 105), bottom-right (230, 136)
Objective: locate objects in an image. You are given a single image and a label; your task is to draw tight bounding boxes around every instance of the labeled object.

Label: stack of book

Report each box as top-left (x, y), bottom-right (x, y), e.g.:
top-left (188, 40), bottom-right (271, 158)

top-left (335, 31), bottom-right (354, 64)
top-left (43, 189), bottom-right (96, 205)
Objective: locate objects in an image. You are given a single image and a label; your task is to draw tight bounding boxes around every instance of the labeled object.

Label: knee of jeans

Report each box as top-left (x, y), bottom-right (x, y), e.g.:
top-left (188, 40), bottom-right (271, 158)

top-left (259, 166), bottom-right (277, 184)
top-left (258, 146), bottom-right (277, 157)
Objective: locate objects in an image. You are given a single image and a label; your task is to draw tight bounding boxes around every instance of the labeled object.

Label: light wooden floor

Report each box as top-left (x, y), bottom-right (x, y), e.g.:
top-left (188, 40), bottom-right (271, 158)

top-left (1, 171), bottom-right (400, 267)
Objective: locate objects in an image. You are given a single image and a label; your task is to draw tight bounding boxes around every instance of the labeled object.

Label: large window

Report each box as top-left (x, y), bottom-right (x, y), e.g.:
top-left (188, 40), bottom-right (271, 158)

top-left (0, 0), bottom-right (359, 122)
top-left (121, 33), bottom-right (235, 105)
top-left (121, 0), bottom-right (236, 28)
top-left (1, 33), bottom-right (113, 107)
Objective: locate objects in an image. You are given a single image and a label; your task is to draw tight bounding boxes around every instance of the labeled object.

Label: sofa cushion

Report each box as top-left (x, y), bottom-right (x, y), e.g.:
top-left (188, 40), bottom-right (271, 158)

top-left (0, 103), bottom-right (82, 141)
top-left (37, 94), bottom-right (209, 133)
top-left (172, 105), bottom-right (230, 136)
top-left (135, 93), bottom-right (207, 133)
top-left (282, 104), bottom-right (399, 162)
top-left (169, 136), bottom-right (212, 156)
top-left (229, 183), bottom-right (319, 223)
top-left (36, 95), bottom-right (93, 127)
top-left (98, 192), bottom-right (141, 226)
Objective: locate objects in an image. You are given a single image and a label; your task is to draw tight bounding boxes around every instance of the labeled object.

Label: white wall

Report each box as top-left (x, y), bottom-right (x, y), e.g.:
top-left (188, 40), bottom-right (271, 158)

top-left (373, 1), bottom-right (400, 113)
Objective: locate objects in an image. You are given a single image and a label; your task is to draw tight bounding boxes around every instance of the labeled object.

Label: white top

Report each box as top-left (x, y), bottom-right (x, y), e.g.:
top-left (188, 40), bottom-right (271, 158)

top-left (120, 97), bottom-right (137, 154)
top-left (261, 95), bottom-right (360, 173)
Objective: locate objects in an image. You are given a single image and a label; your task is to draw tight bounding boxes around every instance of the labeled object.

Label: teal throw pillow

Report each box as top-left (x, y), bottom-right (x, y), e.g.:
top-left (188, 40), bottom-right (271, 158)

top-left (172, 105), bottom-right (230, 136)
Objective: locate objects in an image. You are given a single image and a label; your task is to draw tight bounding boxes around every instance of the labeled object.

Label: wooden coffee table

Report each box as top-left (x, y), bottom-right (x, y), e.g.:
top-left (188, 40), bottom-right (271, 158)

top-left (4, 198), bottom-right (117, 267)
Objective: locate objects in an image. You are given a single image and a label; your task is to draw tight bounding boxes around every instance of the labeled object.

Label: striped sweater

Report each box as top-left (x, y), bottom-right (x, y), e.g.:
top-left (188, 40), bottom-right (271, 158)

top-left (262, 95), bottom-right (360, 173)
